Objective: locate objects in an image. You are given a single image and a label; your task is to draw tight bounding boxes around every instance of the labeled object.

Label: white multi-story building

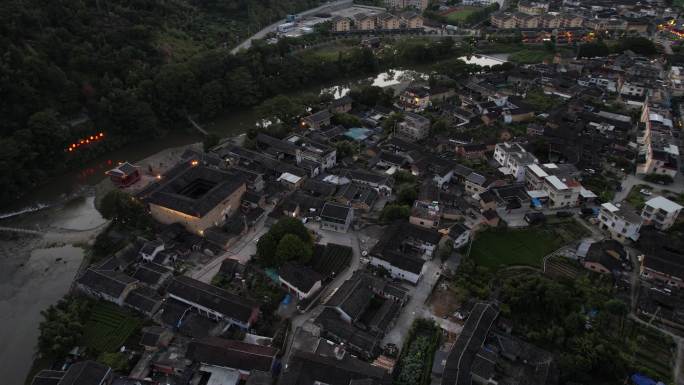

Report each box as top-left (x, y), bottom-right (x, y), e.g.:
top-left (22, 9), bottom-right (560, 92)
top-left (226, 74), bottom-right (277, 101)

top-left (636, 102), bottom-right (679, 177)
top-left (541, 175), bottom-right (580, 208)
top-left (669, 66), bottom-right (684, 96)
top-left (599, 202), bottom-right (642, 242)
top-left (578, 75), bottom-right (618, 93)
top-left (620, 81), bottom-right (647, 98)
top-left (493, 142), bottom-right (538, 182)
top-left (397, 112), bottom-right (431, 141)
top-left (641, 196), bottom-right (683, 230)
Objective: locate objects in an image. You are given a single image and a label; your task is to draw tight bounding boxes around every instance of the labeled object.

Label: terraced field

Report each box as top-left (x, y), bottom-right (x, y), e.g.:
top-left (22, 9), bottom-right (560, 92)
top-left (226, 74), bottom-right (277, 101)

top-left (82, 302), bottom-right (142, 353)
top-left (628, 321), bottom-right (676, 382)
top-left (544, 255), bottom-right (582, 280)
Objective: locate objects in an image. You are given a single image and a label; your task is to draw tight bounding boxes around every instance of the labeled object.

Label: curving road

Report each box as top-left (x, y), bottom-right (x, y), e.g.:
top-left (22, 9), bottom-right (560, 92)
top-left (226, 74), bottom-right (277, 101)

top-left (231, 0), bottom-right (353, 54)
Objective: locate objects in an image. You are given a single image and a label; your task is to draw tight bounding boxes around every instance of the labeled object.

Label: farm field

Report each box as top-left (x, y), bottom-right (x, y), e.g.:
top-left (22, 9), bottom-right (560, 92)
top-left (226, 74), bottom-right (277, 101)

top-left (82, 302), bottom-right (142, 353)
top-left (471, 221), bottom-right (588, 270)
top-left (394, 319), bottom-right (440, 385)
top-left (444, 7), bottom-right (478, 24)
top-left (507, 49), bottom-right (554, 64)
top-left (627, 321), bottom-right (675, 382)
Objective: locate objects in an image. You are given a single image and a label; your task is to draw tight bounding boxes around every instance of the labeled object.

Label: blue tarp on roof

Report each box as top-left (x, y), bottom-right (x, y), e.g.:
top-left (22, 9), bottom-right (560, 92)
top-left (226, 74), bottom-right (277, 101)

top-left (631, 373), bottom-right (661, 385)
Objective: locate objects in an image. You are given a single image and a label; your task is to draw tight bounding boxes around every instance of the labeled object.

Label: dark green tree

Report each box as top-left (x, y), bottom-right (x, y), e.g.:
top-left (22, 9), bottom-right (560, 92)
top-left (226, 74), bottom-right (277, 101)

top-left (349, 85), bottom-right (393, 107)
top-left (577, 41), bottom-right (610, 58)
top-left (397, 184), bottom-right (418, 205)
top-left (380, 204), bottom-right (411, 223)
top-left (256, 233), bottom-right (280, 266)
top-left (382, 112), bottom-right (405, 134)
top-left (154, 64), bottom-right (198, 120)
top-left (276, 233), bottom-right (313, 264)
top-left (225, 67), bottom-right (260, 106)
top-left (200, 80), bottom-right (226, 119)
top-left (332, 113), bottom-right (362, 128)
top-left (255, 95), bottom-right (307, 125)
top-left (38, 296), bottom-right (91, 358)
top-left (269, 217), bottom-right (311, 244)
top-left (98, 190), bottom-right (153, 231)
top-left (334, 140), bottom-right (357, 159)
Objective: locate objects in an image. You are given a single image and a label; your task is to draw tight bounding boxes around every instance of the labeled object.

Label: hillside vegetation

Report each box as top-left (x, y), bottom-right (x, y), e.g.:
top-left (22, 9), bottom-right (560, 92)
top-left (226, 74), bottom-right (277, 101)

top-left (0, 0), bottom-right (321, 203)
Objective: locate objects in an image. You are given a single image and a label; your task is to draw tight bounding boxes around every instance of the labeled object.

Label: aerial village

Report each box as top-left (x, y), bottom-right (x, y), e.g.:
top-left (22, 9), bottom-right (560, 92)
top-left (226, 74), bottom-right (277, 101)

top-left (27, 1), bottom-right (684, 385)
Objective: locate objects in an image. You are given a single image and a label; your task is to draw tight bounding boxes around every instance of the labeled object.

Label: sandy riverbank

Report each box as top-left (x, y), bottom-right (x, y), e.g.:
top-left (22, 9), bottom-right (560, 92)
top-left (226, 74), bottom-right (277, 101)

top-left (0, 231), bottom-right (98, 384)
top-left (0, 195), bottom-right (108, 384)
top-left (0, 139), bottom-right (225, 384)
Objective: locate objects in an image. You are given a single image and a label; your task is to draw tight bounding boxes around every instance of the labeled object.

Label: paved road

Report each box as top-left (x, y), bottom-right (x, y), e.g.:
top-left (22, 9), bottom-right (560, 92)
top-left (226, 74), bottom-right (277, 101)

top-left (381, 259), bottom-right (454, 346)
top-left (283, 227), bottom-right (361, 363)
top-left (231, 0), bottom-right (353, 54)
top-left (190, 210), bottom-right (271, 283)
top-left (614, 174), bottom-right (684, 202)
top-left (496, 206), bottom-right (586, 229)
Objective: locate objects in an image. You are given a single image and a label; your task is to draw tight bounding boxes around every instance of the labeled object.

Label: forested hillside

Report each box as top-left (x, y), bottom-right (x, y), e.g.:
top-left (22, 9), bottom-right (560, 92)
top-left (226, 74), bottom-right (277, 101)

top-left (0, 0), bottom-right (321, 203)
top-left (0, 0), bottom-right (462, 204)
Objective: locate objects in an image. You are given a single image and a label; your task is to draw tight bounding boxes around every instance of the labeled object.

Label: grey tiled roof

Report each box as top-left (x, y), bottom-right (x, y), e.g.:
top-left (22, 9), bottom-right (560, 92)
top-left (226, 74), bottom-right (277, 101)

top-left (167, 276), bottom-right (258, 324)
top-left (145, 165), bottom-right (245, 217)
top-left (58, 361), bottom-right (111, 385)
top-left (77, 269), bottom-right (137, 298)
top-left (279, 263), bottom-right (323, 293)
top-left (279, 350), bottom-right (390, 385)
top-left (124, 286), bottom-right (162, 314)
top-left (187, 338), bottom-right (277, 372)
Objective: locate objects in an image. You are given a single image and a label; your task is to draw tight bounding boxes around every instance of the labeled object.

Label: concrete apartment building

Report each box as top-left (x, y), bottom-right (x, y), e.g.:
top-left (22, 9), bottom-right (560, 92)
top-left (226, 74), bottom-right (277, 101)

top-left (397, 112), bottom-right (431, 141)
top-left (354, 13), bottom-right (376, 30)
top-left (378, 13), bottom-right (401, 29)
top-left (540, 175), bottom-right (580, 208)
top-left (402, 11), bottom-right (424, 28)
top-left (332, 16), bottom-right (351, 32)
top-left (641, 196), bottom-right (683, 230)
top-left (599, 202), bottom-right (642, 242)
top-left (493, 142), bottom-right (538, 182)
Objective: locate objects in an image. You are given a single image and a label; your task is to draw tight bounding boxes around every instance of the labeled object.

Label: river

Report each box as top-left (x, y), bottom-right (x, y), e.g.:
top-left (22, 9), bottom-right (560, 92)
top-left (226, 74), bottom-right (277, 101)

top-left (0, 67), bottom-right (431, 384)
top-left (0, 243), bottom-right (85, 385)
